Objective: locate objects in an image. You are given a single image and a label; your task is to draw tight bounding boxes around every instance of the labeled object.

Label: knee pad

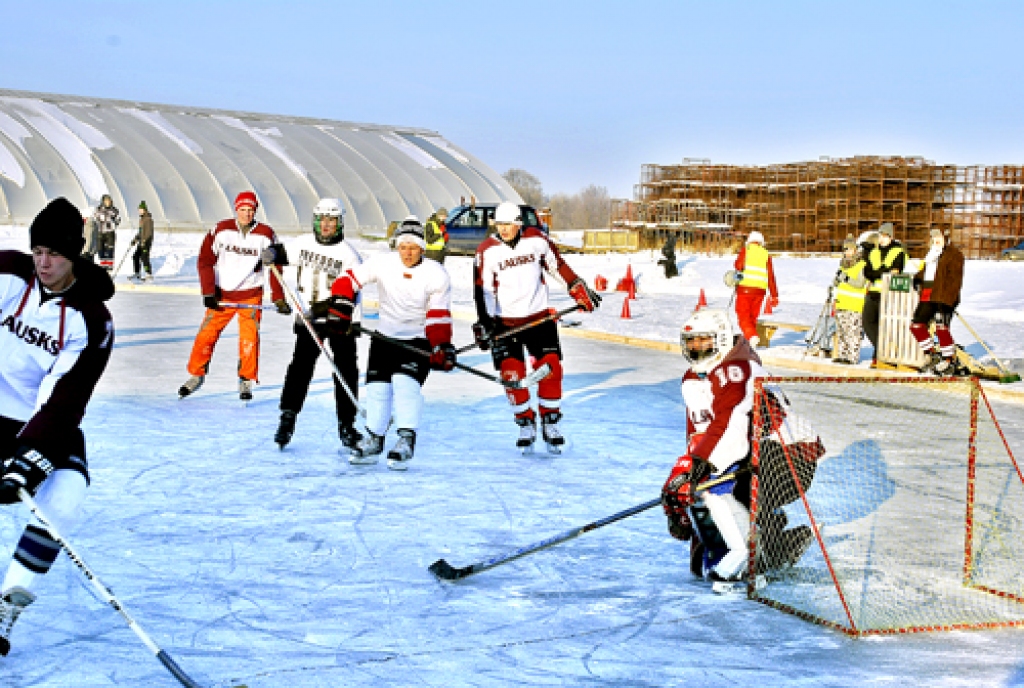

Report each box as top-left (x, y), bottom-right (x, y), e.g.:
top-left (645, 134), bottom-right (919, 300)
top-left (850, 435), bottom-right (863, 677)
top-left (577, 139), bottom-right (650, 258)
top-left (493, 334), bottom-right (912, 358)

top-left (391, 374), bottom-right (424, 431)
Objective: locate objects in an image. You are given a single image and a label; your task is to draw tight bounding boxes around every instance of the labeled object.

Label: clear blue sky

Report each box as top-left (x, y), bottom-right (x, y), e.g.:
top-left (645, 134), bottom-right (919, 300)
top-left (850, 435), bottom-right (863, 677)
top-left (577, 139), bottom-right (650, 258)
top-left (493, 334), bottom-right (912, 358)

top-left (2, 0), bottom-right (1023, 197)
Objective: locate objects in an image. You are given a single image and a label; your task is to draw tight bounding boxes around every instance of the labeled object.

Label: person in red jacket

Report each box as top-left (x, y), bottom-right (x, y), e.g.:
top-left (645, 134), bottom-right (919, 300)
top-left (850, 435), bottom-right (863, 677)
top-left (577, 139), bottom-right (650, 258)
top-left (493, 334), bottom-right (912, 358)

top-left (179, 191), bottom-right (289, 401)
top-left (731, 231), bottom-right (778, 347)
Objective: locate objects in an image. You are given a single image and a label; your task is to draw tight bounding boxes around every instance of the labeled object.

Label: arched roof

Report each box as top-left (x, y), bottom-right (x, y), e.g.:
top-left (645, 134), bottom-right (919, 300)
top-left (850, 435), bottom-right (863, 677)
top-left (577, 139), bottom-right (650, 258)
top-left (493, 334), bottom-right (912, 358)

top-left (0, 89), bottom-right (521, 235)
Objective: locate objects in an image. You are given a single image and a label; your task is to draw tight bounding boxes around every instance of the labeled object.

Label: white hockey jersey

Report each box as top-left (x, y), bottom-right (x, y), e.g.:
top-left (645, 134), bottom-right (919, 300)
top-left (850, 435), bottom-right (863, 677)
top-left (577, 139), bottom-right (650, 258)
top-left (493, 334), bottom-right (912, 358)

top-left (333, 253), bottom-right (452, 343)
top-left (283, 234), bottom-right (362, 322)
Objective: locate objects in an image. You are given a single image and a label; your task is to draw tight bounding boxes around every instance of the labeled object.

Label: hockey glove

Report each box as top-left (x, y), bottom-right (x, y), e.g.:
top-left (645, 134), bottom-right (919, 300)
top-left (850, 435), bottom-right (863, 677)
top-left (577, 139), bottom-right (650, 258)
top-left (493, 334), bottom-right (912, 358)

top-left (662, 454), bottom-right (713, 516)
top-left (326, 295), bottom-right (355, 334)
top-left (274, 298), bottom-right (292, 315)
top-left (260, 243), bottom-right (289, 266)
top-left (472, 320), bottom-right (494, 351)
top-left (0, 448), bottom-right (54, 505)
top-left (310, 299), bottom-right (331, 320)
top-left (568, 278), bottom-right (601, 312)
top-left (429, 343), bottom-right (457, 371)
top-left (203, 287), bottom-right (223, 311)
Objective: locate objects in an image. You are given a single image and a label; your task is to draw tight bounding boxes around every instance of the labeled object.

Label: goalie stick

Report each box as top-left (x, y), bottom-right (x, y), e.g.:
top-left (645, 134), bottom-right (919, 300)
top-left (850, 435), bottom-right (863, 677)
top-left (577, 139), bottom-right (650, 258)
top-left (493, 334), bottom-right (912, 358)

top-left (362, 327), bottom-right (551, 390)
top-left (455, 305), bottom-right (583, 355)
top-left (429, 470), bottom-right (744, 581)
top-left (19, 490), bottom-right (210, 688)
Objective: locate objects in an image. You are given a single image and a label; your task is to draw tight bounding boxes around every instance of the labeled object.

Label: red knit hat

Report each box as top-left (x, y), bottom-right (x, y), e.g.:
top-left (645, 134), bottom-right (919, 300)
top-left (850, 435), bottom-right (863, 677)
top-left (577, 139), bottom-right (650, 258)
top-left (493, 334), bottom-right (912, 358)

top-left (234, 191), bottom-right (258, 211)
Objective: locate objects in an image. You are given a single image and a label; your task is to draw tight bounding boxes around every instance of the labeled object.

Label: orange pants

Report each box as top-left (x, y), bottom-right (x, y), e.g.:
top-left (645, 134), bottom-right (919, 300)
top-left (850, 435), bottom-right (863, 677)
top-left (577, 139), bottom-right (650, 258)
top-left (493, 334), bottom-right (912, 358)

top-left (187, 295), bottom-right (263, 381)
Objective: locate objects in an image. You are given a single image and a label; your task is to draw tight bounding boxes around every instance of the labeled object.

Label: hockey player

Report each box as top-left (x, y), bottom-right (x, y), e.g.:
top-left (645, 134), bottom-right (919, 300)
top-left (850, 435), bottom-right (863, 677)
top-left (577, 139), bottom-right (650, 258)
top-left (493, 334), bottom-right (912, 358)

top-left (472, 201), bottom-right (601, 453)
top-left (911, 229), bottom-right (965, 375)
top-left (92, 194), bottom-right (120, 271)
top-left (179, 191), bottom-right (290, 401)
top-left (732, 231), bottom-right (778, 347)
top-left (328, 217), bottom-right (456, 470)
top-left (661, 309), bottom-right (818, 591)
top-left (0, 198), bottom-right (115, 655)
top-left (274, 199), bottom-right (363, 450)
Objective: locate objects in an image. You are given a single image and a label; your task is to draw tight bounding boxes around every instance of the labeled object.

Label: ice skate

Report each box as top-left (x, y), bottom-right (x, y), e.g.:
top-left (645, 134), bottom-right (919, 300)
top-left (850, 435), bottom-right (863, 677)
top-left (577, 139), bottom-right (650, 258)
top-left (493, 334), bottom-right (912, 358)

top-left (338, 423), bottom-right (363, 452)
top-left (239, 378), bottom-right (254, 402)
top-left (387, 429), bottom-right (416, 471)
top-left (349, 430), bottom-right (384, 465)
top-left (274, 410), bottom-right (297, 449)
top-left (919, 352), bottom-right (952, 376)
top-left (516, 416), bottom-right (536, 454)
top-left (541, 412), bottom-right (565, 454)
top-left (177, 375), bottom-right (204, 399)
top-left (0, 587), bottom-right (35, 657)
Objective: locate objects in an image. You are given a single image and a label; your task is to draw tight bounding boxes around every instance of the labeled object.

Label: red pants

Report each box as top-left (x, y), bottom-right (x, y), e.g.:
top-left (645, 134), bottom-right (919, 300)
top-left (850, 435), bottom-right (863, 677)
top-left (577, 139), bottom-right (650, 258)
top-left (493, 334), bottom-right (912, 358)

top-left (734, 288), bottom-right (765, 341)
top-left (187, 295), bottom-right (263, 381)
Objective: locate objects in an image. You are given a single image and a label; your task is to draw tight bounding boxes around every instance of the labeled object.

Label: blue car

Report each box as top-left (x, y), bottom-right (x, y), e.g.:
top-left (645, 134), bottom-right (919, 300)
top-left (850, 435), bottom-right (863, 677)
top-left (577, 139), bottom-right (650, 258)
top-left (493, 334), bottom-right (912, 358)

top-left (1001, 240), bottom-right (1024, 261)
top-left (443, 203), bottom-right (546, 254)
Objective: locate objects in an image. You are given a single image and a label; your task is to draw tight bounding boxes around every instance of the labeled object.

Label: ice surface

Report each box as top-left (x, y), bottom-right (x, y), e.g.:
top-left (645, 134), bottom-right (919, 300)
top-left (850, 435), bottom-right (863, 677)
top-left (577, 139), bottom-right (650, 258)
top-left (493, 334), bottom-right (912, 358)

top-left (0, 231), bottom-right (1020, 686)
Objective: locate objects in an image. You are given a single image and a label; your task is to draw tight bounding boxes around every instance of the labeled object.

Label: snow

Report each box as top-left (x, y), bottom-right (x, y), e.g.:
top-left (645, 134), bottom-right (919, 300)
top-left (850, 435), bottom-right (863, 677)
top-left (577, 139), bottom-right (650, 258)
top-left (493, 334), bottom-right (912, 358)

top-left (380, 133), bottom-right (445, 170)
top-left (121, 108), bottom-right (205, 156)
top-left (0, 226), bottom-right (1022, 686)
top-left (211, 116), bottom-right (308, 181)
top-left (0, 111), bottom-right (31, 187)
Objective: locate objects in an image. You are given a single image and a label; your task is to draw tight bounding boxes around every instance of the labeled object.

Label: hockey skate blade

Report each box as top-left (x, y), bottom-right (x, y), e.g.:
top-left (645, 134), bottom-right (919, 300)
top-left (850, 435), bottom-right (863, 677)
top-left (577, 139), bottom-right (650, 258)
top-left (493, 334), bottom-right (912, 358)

top-left (387, 458), bottom-right (410, 471)
top-left (428, 558), bottom-right (471, 581)
top-left (347, 452), bottom-right (379, 466)
top-left (712, 575), bottom-right (766, 595)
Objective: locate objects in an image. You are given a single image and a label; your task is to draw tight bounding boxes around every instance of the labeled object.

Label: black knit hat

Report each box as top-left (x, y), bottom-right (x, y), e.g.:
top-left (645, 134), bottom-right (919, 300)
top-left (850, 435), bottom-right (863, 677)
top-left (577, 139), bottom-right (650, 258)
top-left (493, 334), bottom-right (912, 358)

top-left (30, 197), bottom-right (86, 258)
top-left (393, 216), bottom-right (425, 249)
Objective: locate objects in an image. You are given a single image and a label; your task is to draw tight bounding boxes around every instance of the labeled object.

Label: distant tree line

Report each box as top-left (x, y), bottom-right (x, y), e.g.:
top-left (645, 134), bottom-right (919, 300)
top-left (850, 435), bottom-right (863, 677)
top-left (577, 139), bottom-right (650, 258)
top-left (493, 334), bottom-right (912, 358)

top-left (502, 169), bottom-right (611, 230)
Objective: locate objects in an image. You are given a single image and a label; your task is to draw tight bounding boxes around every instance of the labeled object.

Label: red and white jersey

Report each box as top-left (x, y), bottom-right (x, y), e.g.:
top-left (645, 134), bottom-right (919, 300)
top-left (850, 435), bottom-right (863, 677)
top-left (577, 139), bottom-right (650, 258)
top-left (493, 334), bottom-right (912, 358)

top-left (0, 251), bottom-right (114, 468)
top-left (475, 228), bottom-right (579, 323)
top-left (283, 234), bottom-right (362, 313)
top-left (333, 253), bottom-right (452, 345)
top-left (198, 219), bottom-right (284, 302)
top-left (681, 340), bottom-right (765, 473)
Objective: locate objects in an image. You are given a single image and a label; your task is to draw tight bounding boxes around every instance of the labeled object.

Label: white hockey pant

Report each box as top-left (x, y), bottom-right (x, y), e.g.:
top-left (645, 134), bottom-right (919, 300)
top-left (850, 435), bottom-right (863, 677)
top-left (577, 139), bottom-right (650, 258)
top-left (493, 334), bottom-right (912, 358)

top-left (3, 470), bottom-right (87, 594)
top-left (704, 491), bottom-right (750, 579)
top-left (365, 375), bottom-right (423, 436)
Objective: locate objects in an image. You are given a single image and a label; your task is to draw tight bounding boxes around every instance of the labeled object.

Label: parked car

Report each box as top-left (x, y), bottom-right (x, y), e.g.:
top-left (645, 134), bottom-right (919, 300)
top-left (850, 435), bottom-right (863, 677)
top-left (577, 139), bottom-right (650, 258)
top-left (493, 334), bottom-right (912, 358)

top-left (1001, 240), bottom-right (1024, 261)
top-left (443, 203), bottom-right (546, 254)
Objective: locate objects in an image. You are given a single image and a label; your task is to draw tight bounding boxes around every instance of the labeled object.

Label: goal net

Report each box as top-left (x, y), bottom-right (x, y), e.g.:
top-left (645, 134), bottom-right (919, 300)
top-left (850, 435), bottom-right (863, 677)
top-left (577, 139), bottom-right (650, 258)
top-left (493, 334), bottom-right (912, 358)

top-left (749, 376), bottom-right (1024, 636)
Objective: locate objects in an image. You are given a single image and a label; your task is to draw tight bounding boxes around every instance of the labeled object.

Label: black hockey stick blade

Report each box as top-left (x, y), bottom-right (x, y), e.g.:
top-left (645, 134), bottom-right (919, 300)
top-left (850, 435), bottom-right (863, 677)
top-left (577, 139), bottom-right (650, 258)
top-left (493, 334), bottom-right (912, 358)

top-left (428, 558), bottom-right (474, 581)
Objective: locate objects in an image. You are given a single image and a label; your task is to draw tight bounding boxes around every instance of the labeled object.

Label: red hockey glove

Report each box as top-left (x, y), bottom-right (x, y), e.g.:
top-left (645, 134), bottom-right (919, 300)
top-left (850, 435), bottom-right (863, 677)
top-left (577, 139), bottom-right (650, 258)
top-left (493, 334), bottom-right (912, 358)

top-left (429, 343), bottom-right (457, 371)
top-left (326, 295), bottom-right (355, 334)
top-left (662, 454), bottom-right (713, 515)
top-left (568, 278), bottom-right (601, 312)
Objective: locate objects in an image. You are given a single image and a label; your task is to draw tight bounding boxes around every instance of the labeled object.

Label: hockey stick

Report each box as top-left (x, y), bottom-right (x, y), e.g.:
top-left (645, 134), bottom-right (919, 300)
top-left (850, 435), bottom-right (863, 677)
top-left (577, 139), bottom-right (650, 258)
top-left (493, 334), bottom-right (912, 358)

top-left (954, 312), bottom-right (1020, 382)
top-left (361, 327), bottom-right (550, 390)
top-left (429, 470), bottom-right (743, 581)
top-left (268, 265), bottom-right (366, 418)
top-left (18, 490), bottom-right (205, 688)
top-left (455, 305), bottom-right (583, 355)
top-left (111, 237), bottom-right (134, 280)
top-left (219, 302), bottom-right (277, 311)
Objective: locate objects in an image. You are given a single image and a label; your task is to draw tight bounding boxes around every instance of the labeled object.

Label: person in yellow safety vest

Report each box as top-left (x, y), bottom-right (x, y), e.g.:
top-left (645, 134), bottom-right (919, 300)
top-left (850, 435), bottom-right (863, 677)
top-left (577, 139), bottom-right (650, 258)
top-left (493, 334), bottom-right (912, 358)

top-left (424, 208), bottom-right (449, 263)
top-left (832, 235), bottom-right (869, 365)
top-left (861, 222), bottom-right (906, 366)
top-left (732, 231), bottom-right (778, 347)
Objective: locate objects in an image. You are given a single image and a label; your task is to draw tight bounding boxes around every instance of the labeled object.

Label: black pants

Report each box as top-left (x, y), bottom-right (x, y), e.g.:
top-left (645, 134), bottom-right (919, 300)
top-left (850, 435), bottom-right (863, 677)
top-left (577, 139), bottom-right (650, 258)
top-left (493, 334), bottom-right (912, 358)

top-left (365, 336), bottom-right (431, 385)
top-left (490, 318), bottom-right (562, 369)
top-left (98, 232), bottom-right (116, 262)
top-left (0, 415), bottom-right (89, 482)
top-left (132, 239), bottom-right (153, 275)
top-left (279, 323), bottom-right (359, 426)
top-left (862, 292), bottom-right (881, 351)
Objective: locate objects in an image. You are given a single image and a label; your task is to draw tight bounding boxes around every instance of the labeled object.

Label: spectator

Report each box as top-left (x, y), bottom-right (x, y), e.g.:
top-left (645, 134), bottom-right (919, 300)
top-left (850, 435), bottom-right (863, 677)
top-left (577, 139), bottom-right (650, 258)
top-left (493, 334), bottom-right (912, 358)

top-left (424, 207), bottom-right (449, 263)
top-left (862, 223), bottom-right (906, 367)
top-left (832, 235), bottom-right (869, 364)
top-left (130, 201), bottom-right (154, 281)
top-left (910, 229), bottom-right (964, 375)
top-left (92, 194), bottom-right (120, 271)
top-left (732, 231), bottom-right (778, 347)
top-left (658, 234), bottom-right (679, 278)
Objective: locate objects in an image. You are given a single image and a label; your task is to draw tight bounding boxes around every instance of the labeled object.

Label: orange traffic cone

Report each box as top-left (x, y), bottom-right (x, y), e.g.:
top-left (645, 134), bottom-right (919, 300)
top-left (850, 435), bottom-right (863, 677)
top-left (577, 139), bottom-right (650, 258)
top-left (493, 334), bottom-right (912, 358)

top-left (763, 296), bottom-right (774, 315)
top-left (625, 264), bottom-right (636, 299)
top-left (620, 295), bottom-right (631, 319)
top-left (694, 288), bottom-right (707, 312)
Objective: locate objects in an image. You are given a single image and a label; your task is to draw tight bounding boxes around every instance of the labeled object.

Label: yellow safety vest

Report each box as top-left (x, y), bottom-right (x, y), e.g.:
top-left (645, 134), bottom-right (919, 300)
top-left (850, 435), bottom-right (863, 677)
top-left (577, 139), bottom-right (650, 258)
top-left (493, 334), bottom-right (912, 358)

top-left (425, 220), bottom-right (446, 252)
top-left (868, 245), bottom-right (905, 292)
top-left (738, 244), bottom-right (769, 290)
top-left (835, 260), bottom-right (868, 313)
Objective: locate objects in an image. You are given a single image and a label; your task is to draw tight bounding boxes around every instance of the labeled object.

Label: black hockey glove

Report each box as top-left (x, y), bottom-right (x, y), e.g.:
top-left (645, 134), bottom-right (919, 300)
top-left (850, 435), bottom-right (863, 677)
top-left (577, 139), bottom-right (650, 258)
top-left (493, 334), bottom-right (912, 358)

top-left (472, 320), bottom-right (494, 351)
top-left (273, 298), bottom-right (292, 315)
top-left (310, 299), bottom-right (331, 320)
top-left (203, 287), bottom-right (223, 311)
top-left (260, 243), bottom-right (289, 266)
top-left (429, 343), bottom-right (457, 372)
top-left (326, 295), bottom-right (355, 335)
top-left (0, 448), bottom-right (54, 505)
top-left (568, 278), bottom-right (601, 312)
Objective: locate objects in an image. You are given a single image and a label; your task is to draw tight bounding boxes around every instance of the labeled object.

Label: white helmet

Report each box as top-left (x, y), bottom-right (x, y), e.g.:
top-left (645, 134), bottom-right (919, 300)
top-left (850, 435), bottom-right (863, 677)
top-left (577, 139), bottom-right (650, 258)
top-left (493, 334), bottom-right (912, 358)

top-left (679, 308), bottom-right (733, 374)
top-left (493, 201), bottom-right (523, 225)
top-left (313, 198), bottom-right (345, 244)
top-left (747, 231), bottom-right (765, 245)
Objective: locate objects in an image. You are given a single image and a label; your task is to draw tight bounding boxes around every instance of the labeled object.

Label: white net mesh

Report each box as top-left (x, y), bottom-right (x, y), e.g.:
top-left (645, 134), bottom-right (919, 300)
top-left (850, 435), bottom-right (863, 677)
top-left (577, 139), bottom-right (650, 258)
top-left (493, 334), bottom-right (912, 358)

top-left (750, 377), bottom-right (1024, 636)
